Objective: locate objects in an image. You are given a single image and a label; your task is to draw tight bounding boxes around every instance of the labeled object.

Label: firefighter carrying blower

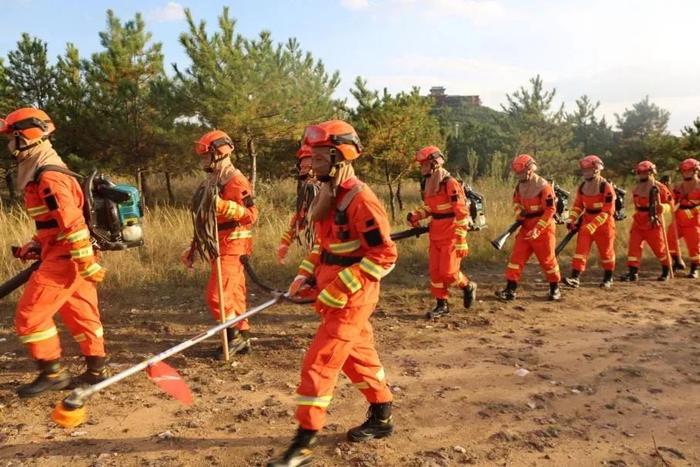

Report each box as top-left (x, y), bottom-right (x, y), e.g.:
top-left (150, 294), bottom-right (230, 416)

top-left (667, 158), bottom-right (700, 278)
top-left (563, 155), bottom-right (617, 288)
top-left (407, 146), bottom-right (477, 319)
top-left (496, 154), bottom-right (562, 301)
top-left (181, 130), bottom-right (259, 358)
top-left (2, 108), bottom-right (109, 397)
top-left (621, 161), bottom-right (673, 282)
top-left (268, 120), bottom-right (397, 467)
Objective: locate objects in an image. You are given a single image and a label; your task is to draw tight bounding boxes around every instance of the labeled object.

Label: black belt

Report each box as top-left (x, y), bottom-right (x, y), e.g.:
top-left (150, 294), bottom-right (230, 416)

top-left (35, 219), bottom-right (59, 230)
top-left (586, 209), bottom-right (602, 214)
top-left (320, 251), bottom-right (362, 267)
top-left (523, 211), bottom-right (544, 219)
top-left (432, 212), bottom-right (455, 220)
top-left (218, 221), bottom-right (240, 231)
top-left (636, 207), bottom-right (650, 212)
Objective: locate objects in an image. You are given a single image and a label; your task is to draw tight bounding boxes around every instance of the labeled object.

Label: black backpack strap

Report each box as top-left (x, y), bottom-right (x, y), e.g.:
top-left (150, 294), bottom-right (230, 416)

top-left (578, 181), bottom-right (585, 195)
top-left (33, 164), bottom-right (83, 184)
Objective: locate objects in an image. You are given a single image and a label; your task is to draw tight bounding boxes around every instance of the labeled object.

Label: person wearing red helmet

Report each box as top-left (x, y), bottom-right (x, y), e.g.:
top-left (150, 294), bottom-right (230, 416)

top-left (563, 155), bottom-right (617, 288)
top-left (621, 160), bottom-right (673, 281)
top-left (407, 146), bottom-right (477, 318)
top-left (1, 108), bottom-right (108, 397)
top-left (666, 158), bottom-right (700, 278)
top-left (181, 130), bottom-right (258, 357)
top-left (269, 120), bottom-right (397, 467)
top-left (496, 154), bottom-right (562, 301)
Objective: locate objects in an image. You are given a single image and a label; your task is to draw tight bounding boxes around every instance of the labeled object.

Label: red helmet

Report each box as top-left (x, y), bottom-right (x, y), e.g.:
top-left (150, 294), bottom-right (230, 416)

top-left (296, 144), bottom-right (312, 159)
top-left (303, 120), bottom-right (362, 161)
top-left (580, 155), bottom-right (604, 170)
top-left (635, 160), bottom-right (657, 175)
top-left (679, 158), bottom-right (700, 172)
top-left (195, 130), bottom-right (234, 157)
top-left (415, 146), bottom-right (443, 163)
top-left (511, 154), bottom-right (536, 173)
top-left (0, 108), bottom-right (55, 140)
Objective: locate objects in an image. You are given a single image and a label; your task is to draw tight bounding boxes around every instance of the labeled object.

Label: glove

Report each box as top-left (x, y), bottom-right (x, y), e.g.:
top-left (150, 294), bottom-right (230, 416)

top-left (276, 243), bottom-right (289, 264)
top-left (406, 212), bottom-right (421, 228)
top-left (456, 241), bottom-right (469, 258)
top-left (526, 227), bottom-right (542, 240)
top-left (180, 246), bottom-right (195, 269)
top-left (12, 240), bottom-right (41, 262)
top-left (78, 260), bottom-right (107, 283)
top-left (215, 195), bottom-right (245, 220)
top-left (288, 274), bottom-right (309, 297)
top-left (565, 220), bottom-right (577, 232)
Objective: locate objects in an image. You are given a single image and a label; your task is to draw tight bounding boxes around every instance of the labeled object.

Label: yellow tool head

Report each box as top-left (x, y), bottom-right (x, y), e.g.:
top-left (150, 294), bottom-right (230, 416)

top-left (51, 401), bottom-right (86, 428)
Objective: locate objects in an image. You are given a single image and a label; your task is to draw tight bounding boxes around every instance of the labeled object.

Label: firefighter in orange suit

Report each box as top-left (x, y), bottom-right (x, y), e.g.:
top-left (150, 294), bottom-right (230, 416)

top-left (276, 144), bottom-right (316, 264)
top-left (407, 146), bottom-right (477, 318)
top-left (563, 155), bottom-right (617, 288)
top-left (620, 160), bottom-right (673, 282)
top-left (268, 120), bottom-right (397, 467)
top-left (496, 154), bottom-right (562, 301)
top-left (181, 130), bottom-right (258, 358)
top-left (667, 158), bottom-right (700, 278)
top-left (1, 108), bottom-right (108, 397)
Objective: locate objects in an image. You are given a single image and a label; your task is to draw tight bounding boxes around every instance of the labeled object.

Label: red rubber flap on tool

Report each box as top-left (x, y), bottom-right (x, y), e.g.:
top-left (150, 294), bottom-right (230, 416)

top-left (146, 361), bottom-right (193, 406)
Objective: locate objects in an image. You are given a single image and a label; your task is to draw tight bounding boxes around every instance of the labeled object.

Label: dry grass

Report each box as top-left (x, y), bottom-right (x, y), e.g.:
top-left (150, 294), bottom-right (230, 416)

top-left (0, 174), bottom-right (646, 302)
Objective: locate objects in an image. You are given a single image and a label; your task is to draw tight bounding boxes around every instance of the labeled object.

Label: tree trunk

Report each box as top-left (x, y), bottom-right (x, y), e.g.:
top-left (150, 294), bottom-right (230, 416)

top-left (384, 161), bottom-right (396, 221)
top-left (165, 171), bottom-right (175, 205)
top-left (136, 168), bottom-right (152, 208)
top-left (5, 170), bottom-right (17, 202)
top-left (396, 178), bottom-right (404, 211)
top-left (247, 136), bottom-right (257, 192)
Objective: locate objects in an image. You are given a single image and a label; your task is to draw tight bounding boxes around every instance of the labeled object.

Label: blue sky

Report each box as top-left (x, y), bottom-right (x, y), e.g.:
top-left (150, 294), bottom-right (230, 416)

top-left (0, 0), bottom-right (698, 133)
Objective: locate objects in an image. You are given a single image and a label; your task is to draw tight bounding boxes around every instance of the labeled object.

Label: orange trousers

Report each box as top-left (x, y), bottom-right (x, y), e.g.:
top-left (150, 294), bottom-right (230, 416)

top-left (627, 226), bottom-right (672, 268)
top-left (296, 304), bottom-right (392, 431)
top-left (505, 229), bottom-right (560, 283)
top-left (15, 259), bottom-right (104, 361)
top-left (429, 239), bottom-right (468, 299)
top-left (206, 254), bottom-right (249, 331)
top-left (572, 223), bottom-right (616, 272)
top-left (668, 222), bottom-right (700, 265)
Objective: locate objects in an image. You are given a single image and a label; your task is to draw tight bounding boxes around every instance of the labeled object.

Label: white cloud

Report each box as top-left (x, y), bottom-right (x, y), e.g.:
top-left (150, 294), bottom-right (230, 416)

top-left (340, 0), bottom-right (370, 11)
top-left (148, 2), bottom-right (186, 23)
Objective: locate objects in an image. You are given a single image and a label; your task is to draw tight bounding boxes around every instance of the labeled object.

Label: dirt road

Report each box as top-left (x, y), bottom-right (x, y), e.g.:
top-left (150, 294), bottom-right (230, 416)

top-left (1, 269), bottom-right (698, 466)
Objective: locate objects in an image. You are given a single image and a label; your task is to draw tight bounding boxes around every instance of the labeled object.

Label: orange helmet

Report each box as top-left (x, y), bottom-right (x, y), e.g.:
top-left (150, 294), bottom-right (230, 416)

top-left (296, 144), bottom-right (312, 159)
top-left (511, 154), bottom-right (536, 173)
top-left (635, 160), bottom-right (657, 175)
top-left (195, 130), bottom-right (234, 158)
top-left (580, 155), bottom-right (603, 170)
top-left (679, 158), bottom-right (699, 172)
top-left (415, 146), bottom-right (444, 163)
top-left (0, 108), bottom-right (55, 141)
top-left (303, 120), bottom-right (362, 161)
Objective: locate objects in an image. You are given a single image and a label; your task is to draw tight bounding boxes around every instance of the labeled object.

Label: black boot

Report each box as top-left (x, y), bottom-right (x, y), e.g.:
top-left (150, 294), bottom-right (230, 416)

top-left (563, 269), bottom-right (581, 288)
top-left (600, 270), bottom-right (613, 288)
top-left (68, 356), bottom-right (110, 389)
top-left (620, 266), bottom-right (638, 282)
top-left (267, 427), bottom-right (317, 467)
top-left (221, 328), bottom-right (251, 359)
top-left (657, 265), bottom-right (670, 282)
top-left (495, 280), bottom-right (517, 301)
top-left (672, 255), bottom-right (686, 271)
top-left (347, 402), bottom-right (394, 442)
top-left (548, 282), bottom-right (561, 301)
top-left (688, 264), bottom-right (699, 279)
top-left (426, 299), bottom-right (449, 319)
top-left (462, 282), bottom-right (477, 309)
top-left (17, 360), bottom-right (71, 398)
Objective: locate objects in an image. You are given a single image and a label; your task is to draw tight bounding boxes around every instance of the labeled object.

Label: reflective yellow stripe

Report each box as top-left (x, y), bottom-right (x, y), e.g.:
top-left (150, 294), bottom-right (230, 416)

top-left (451, 272), bottom-right (467, 287)
top-left (455, 228), bottom-right (468, 237)
top-left (318, 289), bottom-right (347, 308)
top-left (65, 228), bottom-right (90, 243)
top-left (27, 205), bottom-right (49, 216)
top-left (376, 367), bottom-right (385, 381)
top-left (431, 281), bottom-right (445, 288)
top-left (529, 205), bottom-right (541, 211)
top-left (296, 395), bottom-right (333, 408)
top-left (592, 202), bottom-right (603, 208)
top-left (456, 243), bottom-right (469, 251)
top-left (70, 246), bottom-right (94, 259)
top-left (359, 258), bottom-right (391, 280)
top-left (689, 255), bottom-right (700, 261)
top-left (602, 259), bottom-right (615, 263)
top-left (436, 203), bottom-right (452, 210)
top-left (73, 333), bottom-right (86, 343)
top-left (95, 327), bottom-right (104, 338)
top-left (545, 267), bottom-right (560, 274)
top-left (338, 268), bottom-right (362, 294)
top-left (311, 245), bottom-right (320, 254)
top-left (507, 263), bottom-right (520, 270)
top-left (80, 262), bottom-right (102, 278)
top-left (353, 381), bottom-right (370, 389)
top-left (20, 326), bottom-right (58, 344)
top-left (573, 254), bottom-right (586, 259)
top-left (227, 230), bottom-right (252, 240)
top-left (299, 259), bottom-right (315, 274)
top-left (628, 256), bottom-right (638, 261)
top-left (328, 239), bottom-right (361, 254)
top-left (454, 218), bottom-right (468, 227)
top-left (594, 215), bottom-right (607, 224)
top-left (536, 219), bottom-right (547, 228)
